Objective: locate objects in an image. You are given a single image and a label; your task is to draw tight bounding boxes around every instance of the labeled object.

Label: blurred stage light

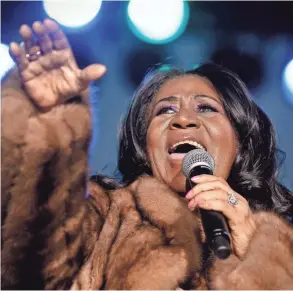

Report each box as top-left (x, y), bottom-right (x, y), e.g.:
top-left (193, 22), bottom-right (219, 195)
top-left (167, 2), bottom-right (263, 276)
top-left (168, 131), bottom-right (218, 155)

top-left (283, 58), bottom-right (293, 106)
top-left (43, 0), bottom-right (102, 28)
top-left (127, 0), bottom-right (189, 44)
top-left (0, 44), bottom-right (15, 80)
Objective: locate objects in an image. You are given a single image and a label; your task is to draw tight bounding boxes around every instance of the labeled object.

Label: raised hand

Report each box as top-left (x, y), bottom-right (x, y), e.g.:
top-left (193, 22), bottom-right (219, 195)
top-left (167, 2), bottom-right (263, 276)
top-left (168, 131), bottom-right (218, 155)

top-left (9, 19), bottom-right (106, 111)
top-left (185, 174), bottom-right (256, 259)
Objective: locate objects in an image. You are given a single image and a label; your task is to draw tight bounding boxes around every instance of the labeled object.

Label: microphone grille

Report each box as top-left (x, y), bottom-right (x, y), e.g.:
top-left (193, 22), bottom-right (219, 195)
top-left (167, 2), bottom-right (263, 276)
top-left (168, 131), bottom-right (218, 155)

top-left (182, 149), bottom-right (215, 178)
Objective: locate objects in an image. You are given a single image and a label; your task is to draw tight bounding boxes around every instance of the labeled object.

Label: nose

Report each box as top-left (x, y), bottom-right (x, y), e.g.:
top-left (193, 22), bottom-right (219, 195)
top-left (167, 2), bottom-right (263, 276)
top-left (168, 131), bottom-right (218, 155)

top-left (169, 108), bottom-right (201, 130)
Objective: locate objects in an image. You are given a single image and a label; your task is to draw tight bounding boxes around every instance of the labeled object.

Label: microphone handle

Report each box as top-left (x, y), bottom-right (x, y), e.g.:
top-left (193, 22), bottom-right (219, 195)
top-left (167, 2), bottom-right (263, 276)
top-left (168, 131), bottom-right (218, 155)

top-left (186, 166), bottom-right (231, 260)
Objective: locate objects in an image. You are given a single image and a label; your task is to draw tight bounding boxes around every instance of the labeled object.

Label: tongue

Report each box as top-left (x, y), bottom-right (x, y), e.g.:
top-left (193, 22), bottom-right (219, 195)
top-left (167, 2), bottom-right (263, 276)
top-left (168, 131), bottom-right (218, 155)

top-left (170, 153), bottom-right (186, 160)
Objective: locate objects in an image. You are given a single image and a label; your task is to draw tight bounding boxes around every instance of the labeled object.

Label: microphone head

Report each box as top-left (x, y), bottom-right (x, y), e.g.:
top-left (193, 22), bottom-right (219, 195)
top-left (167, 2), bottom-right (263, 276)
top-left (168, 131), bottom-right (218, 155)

top-left (181, 149), bottom-right (215, 178)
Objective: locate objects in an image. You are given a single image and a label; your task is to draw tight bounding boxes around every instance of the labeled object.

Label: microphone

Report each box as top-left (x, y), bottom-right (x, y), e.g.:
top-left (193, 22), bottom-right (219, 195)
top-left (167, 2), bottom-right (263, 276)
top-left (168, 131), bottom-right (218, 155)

top-left (182, 149), bottom-right (231, 260)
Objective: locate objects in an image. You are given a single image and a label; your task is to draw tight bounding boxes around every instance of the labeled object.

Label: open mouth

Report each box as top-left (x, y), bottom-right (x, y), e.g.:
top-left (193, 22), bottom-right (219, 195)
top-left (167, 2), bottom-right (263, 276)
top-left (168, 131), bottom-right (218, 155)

top-left (168, 140), bottom-right (206, 155)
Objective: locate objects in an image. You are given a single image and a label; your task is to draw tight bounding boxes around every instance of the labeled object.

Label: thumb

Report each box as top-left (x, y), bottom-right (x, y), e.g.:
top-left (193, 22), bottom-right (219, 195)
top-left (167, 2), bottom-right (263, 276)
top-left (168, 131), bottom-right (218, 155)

top-left (80, 64), bottom-right (107, 83)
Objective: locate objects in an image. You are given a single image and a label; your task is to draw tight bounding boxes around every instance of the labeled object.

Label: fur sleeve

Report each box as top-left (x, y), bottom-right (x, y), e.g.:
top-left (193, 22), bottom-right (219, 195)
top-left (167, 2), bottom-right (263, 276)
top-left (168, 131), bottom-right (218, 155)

top-left (1, 75), bottom-right (101, 289)
top-left (1, 69), bottom-right (38, 222)
top-left (208, 211), bottom-right (293, 289)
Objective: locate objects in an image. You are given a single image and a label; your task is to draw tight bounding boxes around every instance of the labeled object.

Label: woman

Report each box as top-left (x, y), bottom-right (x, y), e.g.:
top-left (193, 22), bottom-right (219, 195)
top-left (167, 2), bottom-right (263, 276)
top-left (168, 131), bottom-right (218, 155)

top-left (2, 19), bottom-right (293, 290)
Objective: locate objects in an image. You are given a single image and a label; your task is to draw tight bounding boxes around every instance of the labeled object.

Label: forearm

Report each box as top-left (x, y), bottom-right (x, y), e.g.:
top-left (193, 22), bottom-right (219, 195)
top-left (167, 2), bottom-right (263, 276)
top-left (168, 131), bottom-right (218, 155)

top-left (1, 68), bottom-right (89, 218)
top-left (1, 68), bottom-right (38, 221)
top-left (208, 211), bottom-right (293, 289)
top-left (1, 95), bottom-right (96, 288)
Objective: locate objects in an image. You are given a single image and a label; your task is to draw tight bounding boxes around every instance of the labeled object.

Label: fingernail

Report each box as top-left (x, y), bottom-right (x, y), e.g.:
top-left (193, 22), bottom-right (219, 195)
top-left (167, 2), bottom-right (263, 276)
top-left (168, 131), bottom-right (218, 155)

top-left (191, 176), bottom-right (200, 182)
top-left (100, 65), bottom-right (106, 73)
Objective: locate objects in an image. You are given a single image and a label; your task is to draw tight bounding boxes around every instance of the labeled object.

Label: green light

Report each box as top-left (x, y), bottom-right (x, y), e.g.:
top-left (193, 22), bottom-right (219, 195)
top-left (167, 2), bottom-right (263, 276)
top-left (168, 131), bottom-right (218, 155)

top-left (127, 1), bottom-right (190, 45)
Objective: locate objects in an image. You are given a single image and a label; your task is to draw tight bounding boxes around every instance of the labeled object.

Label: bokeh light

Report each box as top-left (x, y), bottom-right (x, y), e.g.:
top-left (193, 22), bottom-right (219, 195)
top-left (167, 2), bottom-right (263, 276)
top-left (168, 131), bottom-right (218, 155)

top-left (283, 58), bottom-right (293, 106)
top-left (127, 0), bottom-right (189, 44)
top-left (0, 43), bottom-right (15, 80)
top-left (43, 0), bottom-right (102, 28)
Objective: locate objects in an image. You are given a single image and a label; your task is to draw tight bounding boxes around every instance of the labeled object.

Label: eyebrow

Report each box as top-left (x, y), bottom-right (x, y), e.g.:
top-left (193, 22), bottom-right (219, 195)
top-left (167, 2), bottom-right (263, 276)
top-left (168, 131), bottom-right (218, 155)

top-left (154, 94), bottom-right (222, 106)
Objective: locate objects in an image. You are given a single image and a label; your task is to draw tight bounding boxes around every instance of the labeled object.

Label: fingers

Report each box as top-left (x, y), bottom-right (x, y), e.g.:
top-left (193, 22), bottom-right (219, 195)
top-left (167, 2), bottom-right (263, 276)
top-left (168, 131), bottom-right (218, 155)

top-left (19, 24), bottom-right (36, 53)
top-left (14, 19), bottom-right (71, 70)
top-left (185, 174), bottom-right (249, 221)
top-left (192, 187), bottom-right (256, 259)
top-left (185, 174), bottom-right (248, 208)
top-left (80, 64), bottom-right (107, 83)
top-left (186, 178), bottom-right (246, 203)
top-left (187, 175), bottom-right (256, 259)
top-left (32, 21), bottom-right (53, 54)
top-left (186, 175), bottom-right (226, 200)
top-left (9, 42), bottom-right (29, 71)
top-left (188, 189), bottom-right (247, 221)
top-left (18, 19), bottom-right (69, 59)
top-left (193, 195), bottom-right (235, 220)
top-left (188, 188), bottom-right (228, 209)
top-left (44, 18), bottom-right (70, 50)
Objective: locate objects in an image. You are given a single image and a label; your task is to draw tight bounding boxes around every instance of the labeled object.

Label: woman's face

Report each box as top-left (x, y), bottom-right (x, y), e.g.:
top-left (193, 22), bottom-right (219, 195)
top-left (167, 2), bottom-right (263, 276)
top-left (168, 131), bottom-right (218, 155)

top-left (146, 75), bottom-right (238, 193)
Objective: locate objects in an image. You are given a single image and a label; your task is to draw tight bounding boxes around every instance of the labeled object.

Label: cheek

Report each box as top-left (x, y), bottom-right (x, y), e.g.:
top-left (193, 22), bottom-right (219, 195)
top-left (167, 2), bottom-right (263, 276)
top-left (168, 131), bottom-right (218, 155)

top-left (208, 118), bottom-right (238, 177)
top-left (206, 116), bottom-right (235, 142)
top-left (146, 123), bottom-right (155, 157)
top-left (146, 116), bottom-right (169, 152)
top-left (146, 119), bottom-right (170, 180)
top-left (146, 120), bottom-right (162, 161)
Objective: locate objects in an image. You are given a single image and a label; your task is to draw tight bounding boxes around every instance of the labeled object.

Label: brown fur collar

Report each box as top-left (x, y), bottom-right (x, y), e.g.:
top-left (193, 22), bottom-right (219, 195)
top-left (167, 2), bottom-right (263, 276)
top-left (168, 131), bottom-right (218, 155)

top-left (71, 177), bottom-right (204, 290)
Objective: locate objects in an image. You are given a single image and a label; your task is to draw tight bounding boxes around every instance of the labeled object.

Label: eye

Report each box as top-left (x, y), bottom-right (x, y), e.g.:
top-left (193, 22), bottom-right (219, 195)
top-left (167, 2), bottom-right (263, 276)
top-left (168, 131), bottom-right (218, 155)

top-left (156, 105), bottom-right (177, 116)
top-left (197, 103), bottom-right (218, 113)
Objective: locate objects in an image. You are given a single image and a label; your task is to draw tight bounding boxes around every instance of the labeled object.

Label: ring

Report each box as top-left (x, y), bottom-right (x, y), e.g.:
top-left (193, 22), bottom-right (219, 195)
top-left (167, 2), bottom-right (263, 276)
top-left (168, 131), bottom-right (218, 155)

top-left (25, 50), bottom-right (41, 61)
top-left (227, 192), bottom-right (239, 207)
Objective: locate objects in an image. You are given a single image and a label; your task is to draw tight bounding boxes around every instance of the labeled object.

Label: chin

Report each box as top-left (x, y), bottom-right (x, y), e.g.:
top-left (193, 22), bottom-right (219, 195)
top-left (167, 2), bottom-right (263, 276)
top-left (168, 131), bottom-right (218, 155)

top-left (167, 178), bottom-right (186, 195)
top-left (153, 167), bottom-right (187, 195)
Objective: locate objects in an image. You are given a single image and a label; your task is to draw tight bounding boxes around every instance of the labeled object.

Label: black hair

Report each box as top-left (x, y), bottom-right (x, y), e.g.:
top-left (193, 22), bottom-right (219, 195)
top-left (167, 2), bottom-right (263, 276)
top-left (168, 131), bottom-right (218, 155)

top-left (92, 63), bottom-right (293, 218)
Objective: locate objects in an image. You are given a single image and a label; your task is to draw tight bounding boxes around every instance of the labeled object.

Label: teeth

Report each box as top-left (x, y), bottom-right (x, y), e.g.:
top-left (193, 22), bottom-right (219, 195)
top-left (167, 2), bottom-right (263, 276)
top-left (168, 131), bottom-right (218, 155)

top-left (171, 140), bottom-right (205, 151)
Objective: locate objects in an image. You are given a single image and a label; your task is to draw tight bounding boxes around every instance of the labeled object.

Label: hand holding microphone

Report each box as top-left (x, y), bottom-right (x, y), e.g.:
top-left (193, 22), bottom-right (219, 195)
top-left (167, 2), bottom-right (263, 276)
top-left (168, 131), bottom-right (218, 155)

top-left (182, 149), bottom-right (256, 260)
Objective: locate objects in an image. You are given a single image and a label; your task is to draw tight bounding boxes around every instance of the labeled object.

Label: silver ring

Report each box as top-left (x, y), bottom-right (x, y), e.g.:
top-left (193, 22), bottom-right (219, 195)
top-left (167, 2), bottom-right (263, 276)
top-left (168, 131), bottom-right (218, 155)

top-left (25, 50), bottom-right (41, 61)
top-left (227, 192), bottom-right (239, 207)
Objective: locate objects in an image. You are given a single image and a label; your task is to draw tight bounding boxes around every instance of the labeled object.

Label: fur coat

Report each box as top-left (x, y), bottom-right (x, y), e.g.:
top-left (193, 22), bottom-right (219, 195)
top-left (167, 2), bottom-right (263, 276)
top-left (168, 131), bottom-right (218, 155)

top-left (1, 70), bottom-right (293, 290)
